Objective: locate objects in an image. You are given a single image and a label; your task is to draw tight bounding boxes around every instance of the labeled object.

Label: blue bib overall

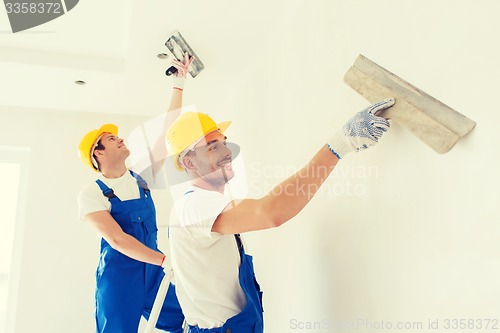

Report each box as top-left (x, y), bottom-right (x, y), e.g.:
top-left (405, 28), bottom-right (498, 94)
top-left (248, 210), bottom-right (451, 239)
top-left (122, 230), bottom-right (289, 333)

top-left (188, 234), bottom-right (264, 333)
top-left (95, 171), bottom-right (184, 333)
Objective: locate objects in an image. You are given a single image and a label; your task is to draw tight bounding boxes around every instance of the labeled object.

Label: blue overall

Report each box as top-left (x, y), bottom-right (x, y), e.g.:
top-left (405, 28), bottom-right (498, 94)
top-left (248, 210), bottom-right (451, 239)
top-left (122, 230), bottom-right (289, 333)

top-left (188, 234), bottom-right (264, 333)
top-left (94, 171), bottom-right (184, 333)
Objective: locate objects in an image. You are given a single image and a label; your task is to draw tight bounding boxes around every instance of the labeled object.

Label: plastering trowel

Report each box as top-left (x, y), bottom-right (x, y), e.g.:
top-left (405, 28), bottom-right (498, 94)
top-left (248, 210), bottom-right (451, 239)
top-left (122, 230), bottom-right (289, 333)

top-left (344, 54), bottom-right (476, 153)
top-left (164, 30), bottom-right (205, 78)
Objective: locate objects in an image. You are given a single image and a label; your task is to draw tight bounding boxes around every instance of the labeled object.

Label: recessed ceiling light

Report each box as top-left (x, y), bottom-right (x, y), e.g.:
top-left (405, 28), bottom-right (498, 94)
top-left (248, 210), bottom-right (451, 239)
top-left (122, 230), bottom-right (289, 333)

top-left (157, 53), bottom-right (169, 59)
top-left (75, 80), bottom-right (86, 85)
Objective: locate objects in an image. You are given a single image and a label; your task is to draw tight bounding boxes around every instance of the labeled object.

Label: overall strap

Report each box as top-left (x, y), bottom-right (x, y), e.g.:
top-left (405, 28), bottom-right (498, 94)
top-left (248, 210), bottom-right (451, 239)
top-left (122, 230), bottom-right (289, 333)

top-left (235, 234), bottom-right (244, 254)
top-left (129, 170), bottom-right (150, 196)
top-left (95, 179), bottom-right (117, 200)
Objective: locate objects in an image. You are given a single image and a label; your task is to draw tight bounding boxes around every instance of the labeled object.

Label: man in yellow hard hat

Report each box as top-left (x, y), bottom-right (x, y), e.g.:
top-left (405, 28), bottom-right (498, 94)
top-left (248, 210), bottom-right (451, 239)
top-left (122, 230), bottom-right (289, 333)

top-left (77, 55), bottom-right (193, 333)
top-left (165, 98), bottom-right (395, 333)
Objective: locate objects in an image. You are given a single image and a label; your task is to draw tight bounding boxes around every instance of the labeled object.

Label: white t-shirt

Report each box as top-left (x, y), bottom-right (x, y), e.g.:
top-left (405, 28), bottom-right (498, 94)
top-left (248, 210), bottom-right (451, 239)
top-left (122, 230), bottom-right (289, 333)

top-left (78, 171), bottom-right (141, 218)
top-left (169, 187), bottom-right (246, 328)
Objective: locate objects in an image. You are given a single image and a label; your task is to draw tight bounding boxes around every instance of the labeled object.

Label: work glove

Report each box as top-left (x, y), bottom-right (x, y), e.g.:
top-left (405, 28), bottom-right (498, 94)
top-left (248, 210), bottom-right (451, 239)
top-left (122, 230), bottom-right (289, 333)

top-left (161, 256), bottom-right (176, 283)
top-left (327, 98), bottom-right (395, 158)
top-left (161, 255), bottom-right (173, 273)
top-left (171, 52), bottom-right (195, 90)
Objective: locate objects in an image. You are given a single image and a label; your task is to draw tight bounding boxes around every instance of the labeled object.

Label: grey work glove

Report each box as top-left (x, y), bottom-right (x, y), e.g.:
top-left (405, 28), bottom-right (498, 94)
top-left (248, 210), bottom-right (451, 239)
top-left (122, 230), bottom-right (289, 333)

top-left (327, 98), bottom-right (394, 158)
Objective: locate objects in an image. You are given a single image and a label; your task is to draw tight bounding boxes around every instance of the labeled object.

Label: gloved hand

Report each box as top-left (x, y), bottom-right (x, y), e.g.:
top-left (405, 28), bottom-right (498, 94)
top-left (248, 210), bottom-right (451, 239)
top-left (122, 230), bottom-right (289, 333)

top-left (327, 98), bottom-right (395, 158)
top-left (161, 255), bottom-right (172, 272)
top-left (171, 52), bottom-right (195, 90)
top-left (161, 255), bottom-right (175, 282)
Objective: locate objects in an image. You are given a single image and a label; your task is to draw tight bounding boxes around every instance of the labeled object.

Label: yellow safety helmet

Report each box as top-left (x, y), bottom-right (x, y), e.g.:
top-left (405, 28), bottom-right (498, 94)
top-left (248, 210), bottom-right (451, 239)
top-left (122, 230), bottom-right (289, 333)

top-left (78, 124), bottom-right (118, 171)
top-left (166, 112), bottom-right (231, 171)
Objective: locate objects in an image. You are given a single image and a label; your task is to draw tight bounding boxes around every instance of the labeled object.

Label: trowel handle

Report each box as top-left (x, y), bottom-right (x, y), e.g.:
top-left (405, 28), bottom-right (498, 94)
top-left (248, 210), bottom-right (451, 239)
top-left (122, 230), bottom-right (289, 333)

top-left (165, 66), bottom-right (178, 76)
top-left (166, 55), bottom-right (194, 76)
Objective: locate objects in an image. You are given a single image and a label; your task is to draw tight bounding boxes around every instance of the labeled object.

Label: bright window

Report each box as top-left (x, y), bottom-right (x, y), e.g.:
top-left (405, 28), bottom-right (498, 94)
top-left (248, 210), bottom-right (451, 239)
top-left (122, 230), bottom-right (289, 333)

top-left (0, 148), bottom-right (29, 333)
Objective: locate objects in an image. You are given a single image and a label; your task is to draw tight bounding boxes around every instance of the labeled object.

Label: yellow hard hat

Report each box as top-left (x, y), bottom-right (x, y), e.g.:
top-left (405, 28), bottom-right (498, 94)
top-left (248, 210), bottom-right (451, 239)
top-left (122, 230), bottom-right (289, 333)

top-left (166, 112), bottom-right (231, 171)
top-left (78, 124), bottom-right (118, 171)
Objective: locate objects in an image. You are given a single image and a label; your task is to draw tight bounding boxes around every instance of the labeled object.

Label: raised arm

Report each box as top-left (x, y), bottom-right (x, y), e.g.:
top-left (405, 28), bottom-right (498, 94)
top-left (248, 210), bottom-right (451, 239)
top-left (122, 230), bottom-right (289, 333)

top-left (212, 145), bottom-right (338, 234)
top-left (212, 98), bottom-right (395, 234)
top-left (151, 53), bottom-right (195, 178)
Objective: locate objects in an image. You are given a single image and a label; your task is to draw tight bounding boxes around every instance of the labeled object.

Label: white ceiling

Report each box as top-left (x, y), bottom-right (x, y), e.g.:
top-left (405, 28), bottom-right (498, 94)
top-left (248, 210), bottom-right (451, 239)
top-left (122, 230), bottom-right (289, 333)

top-left (3, 0), bottom-right (497, 121)
top-left (0, 0), bottom-right (299, 116)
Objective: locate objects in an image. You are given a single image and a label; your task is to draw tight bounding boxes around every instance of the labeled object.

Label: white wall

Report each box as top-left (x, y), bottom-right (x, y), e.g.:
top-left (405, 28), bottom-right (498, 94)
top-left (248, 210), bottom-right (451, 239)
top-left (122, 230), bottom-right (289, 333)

top-left (1, 1), bottom-right (499, 333)
top-left (192, 1), bottom-right (500, 332)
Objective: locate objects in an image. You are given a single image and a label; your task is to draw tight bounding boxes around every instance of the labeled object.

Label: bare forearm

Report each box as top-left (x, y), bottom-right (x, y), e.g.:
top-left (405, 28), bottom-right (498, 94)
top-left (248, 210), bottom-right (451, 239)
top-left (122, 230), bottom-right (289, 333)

top-left (168, 88), bottom-right (183, 112)
top-left (86, 211), bottom-right (165, 265)
top-left (112, 233), bottom-right (164, 265)
top-left (151, 88), bottom-right (184, 177)
top-left (263, 145), bottom-right (339, 225)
